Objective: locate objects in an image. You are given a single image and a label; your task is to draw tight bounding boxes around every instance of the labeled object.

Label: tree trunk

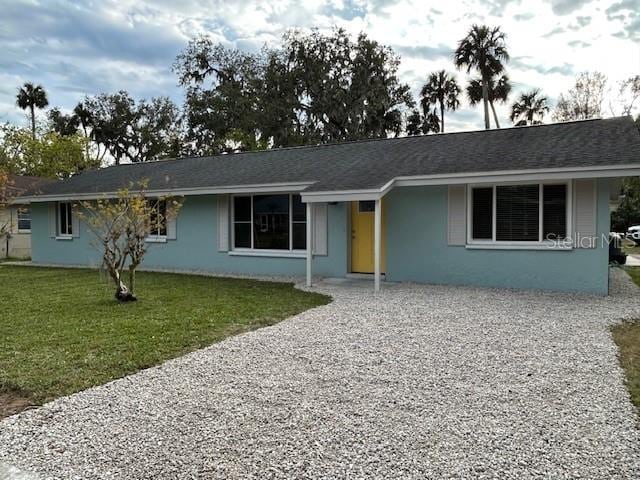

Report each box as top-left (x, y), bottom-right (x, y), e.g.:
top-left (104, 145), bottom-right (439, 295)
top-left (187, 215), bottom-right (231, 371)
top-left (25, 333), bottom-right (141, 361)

top-left (30, 105), bottom-right (36, 140)
top-left (440, 102), bottom-right (445, 133)
top-left (107, 265), bottom-right (136, 302)
top-left (481, 75), bottom-right (490, 130)
top-left (115, 279), bottom-right (136, 303)
top-left (490, 101), bottom-right (501, 129)
top-left (128, 265), bottom-right (136, 296)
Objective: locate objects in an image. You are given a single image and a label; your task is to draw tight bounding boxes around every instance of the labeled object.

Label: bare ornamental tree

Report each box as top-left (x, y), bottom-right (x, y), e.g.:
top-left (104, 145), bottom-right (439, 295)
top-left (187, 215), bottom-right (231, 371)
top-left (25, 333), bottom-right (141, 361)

top-left (79, 183), bottom-right (181, 302)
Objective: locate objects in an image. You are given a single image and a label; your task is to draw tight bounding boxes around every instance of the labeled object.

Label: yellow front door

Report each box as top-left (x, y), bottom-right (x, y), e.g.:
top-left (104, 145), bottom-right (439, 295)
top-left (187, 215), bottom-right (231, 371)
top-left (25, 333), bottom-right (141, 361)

top-left (350, 200), bottom-right (385, 274)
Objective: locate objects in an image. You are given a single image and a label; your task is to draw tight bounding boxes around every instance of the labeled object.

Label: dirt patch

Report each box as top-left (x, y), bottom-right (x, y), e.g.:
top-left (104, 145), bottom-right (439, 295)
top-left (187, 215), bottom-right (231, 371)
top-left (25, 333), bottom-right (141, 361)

top-left (0, 393), bottom-right (35, 419)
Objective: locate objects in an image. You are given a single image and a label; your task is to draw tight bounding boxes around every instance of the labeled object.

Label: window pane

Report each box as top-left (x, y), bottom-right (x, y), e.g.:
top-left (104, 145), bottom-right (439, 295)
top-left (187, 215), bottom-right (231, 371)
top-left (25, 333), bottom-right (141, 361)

top-left (234, 196), bottom-right (251, 222)
top-left (59, 203), bottom-right (67, 235)
top-left (543, 184), bottom-right (567, 240)
top-left (149, 201), bottom-right (158, 235)
top-left (496, 185), bottom-right (539, 241)
top-left (66, 204), bottom-right (73, 235)
top-left (159, 201), bottom-right (167, 236)
top-left (292, 223), bottom-right (306, 250)
top-left (359, 201), bottom-right (375, 213)
top-left (253, 194), bottom-right (289, 249)
top-left (292, 194), bottom-right (306, 222)
top-left (234, 223), bottom-right (251, 248)
top-left (148, 200), bottom-right (167, 236)
top-left (472, 188), bottom-right (493, 240)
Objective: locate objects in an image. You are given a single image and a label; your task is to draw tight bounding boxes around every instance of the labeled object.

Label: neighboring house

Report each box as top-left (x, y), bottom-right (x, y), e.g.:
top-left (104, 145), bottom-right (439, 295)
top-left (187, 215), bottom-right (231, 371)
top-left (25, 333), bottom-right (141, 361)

top-left (1, 175), bottom-right (53, 259)
top-left (16, 117), bottom-right (640, 294)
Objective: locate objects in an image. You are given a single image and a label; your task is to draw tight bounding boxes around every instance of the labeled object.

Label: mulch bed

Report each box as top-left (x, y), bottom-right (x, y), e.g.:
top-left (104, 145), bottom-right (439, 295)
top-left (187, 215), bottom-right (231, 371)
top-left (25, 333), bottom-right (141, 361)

top-left (0, 393), bottom-right (35, 419)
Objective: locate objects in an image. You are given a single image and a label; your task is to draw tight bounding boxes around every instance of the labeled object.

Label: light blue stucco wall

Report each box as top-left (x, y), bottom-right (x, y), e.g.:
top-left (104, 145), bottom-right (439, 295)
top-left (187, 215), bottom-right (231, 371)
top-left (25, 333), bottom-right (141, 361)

top-left (384, 179), bottom-right (611, 295)
top-left (31, 195), bottom-right (348, 278)
top-left (31, 180), bottom-right (611, 294)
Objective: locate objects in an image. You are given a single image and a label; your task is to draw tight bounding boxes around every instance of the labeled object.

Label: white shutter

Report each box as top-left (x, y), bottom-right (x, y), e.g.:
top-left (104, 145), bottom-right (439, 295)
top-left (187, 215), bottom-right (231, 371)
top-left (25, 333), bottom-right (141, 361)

top-left (312, 202), bottom-right (328, 256)
top-left (217, 195), bottom-right (229, 252)
top-left (573, 179), bottom-right (597, 248)
top-left (71, 204), bottom-right (80, 238)
top-left (48, 203), bottom-right (57, 238)
top-left (448, 185), bottom-right (466, 246)
top-left (166, 214), bottom-right (177, 240)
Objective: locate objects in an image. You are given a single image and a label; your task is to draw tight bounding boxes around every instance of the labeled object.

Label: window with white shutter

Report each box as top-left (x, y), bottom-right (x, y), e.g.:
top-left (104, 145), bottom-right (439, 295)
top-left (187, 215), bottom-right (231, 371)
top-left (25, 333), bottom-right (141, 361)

top-left (469, 182), bottom-right (569, 244)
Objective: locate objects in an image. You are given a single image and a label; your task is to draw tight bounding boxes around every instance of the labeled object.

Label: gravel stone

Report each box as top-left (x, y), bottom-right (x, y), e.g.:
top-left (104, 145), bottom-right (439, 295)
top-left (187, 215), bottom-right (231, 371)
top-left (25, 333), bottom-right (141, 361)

top-left (1, 268), bottom-right (640, 479)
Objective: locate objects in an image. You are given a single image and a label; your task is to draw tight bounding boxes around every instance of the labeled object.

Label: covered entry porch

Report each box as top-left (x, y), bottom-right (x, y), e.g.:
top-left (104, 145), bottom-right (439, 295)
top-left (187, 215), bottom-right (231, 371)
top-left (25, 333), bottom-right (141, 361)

top-left (304, 196), bottom-right (386, 292)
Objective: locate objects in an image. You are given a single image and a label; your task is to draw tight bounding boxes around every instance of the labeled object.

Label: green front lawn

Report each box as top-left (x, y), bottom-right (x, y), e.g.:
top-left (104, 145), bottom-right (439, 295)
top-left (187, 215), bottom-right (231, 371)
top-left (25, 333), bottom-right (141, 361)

top-left (612, 320), bottom-right (640, 411)
top-left (0, 266), bottom-right (329, 411)
top-left (622, 239), bottom-right (640, 256)
top-left (624, 245), bottom-right (640, 255)
top-left (612, 266), bottom-right (640, 412)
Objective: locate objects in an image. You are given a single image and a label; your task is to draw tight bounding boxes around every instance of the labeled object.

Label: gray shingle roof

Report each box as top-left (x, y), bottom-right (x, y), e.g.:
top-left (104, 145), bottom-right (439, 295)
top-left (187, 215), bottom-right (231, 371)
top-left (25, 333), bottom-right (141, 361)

top-left (27, 116), bottom-right (640, 198)
top-left (8, 175), bottom-right (55, 195)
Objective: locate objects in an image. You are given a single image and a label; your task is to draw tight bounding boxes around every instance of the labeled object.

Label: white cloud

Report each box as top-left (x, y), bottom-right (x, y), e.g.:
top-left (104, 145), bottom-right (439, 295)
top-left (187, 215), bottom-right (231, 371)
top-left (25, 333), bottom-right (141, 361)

top-left (0, 0), bottom-right (638, 132)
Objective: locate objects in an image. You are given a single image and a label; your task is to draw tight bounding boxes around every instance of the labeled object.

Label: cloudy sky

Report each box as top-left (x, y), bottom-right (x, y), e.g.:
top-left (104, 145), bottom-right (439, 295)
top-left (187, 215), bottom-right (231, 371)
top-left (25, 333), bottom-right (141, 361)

top-left (1, 0), bottom-right (639, 132)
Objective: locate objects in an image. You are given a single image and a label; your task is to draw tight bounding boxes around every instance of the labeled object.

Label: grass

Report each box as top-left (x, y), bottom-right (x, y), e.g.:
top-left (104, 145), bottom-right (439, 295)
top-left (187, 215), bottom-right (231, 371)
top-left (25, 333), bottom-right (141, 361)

top-left (612, 320), bottom-right (640, 410)
top-left (622, 239), bottom-right (640, 255)
top-left (0, 266), bottom-right (329, 408)
top-left (612, 266), bottom-right (640, 412)
top-left (0, 256), bottom-right (30, 263)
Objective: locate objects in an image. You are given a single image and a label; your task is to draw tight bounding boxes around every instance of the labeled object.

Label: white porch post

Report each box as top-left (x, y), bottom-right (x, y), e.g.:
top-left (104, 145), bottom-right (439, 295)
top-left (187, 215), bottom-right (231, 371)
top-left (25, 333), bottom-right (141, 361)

top-left (306, 202), bottom-right (313, 287)
top-left (374, 198), bottom-right (381, 292)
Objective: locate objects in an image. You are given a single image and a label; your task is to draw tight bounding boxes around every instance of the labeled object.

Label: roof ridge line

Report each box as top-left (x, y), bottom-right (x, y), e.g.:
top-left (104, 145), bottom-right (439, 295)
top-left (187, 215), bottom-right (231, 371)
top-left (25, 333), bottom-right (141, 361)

top-left (102, 116), bottom-right (627, 170)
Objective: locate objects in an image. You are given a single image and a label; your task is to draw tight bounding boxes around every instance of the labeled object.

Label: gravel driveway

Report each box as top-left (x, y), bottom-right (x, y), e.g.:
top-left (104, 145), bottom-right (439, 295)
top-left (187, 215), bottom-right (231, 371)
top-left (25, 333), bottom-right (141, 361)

top-left (1, 269), bottom-right (640, 479)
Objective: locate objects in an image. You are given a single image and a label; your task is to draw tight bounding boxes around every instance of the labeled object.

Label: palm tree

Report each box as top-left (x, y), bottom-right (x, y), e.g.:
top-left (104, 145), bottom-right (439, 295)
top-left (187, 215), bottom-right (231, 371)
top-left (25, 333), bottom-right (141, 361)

top-left (16, 82), bottom-right (49, 139)
top-left (73, 102), bottom-right (93, 136)
top-left (74, 102), bottom-right (94, 160)
top-left (454, 25), bottom-right (509, 129)
top-left (420, 70), bottom-right (460, 133)
top-left (466, 75), bottom-right (512, 128)
top-left (510, 89), bottom-right (549, 126)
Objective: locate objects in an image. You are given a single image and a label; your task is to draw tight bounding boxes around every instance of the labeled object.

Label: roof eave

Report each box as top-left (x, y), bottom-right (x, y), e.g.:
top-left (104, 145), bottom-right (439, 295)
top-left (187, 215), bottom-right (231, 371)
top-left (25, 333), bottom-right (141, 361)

top-left (17, 181), bottom-right (316, 204)
top-left (15, 164), bottom-right (640, 205)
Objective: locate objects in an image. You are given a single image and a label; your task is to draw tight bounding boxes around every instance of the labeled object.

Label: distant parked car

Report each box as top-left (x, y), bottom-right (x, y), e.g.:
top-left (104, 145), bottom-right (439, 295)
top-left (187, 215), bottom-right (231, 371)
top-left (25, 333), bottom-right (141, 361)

top-left (626, 225), bottom-right (640, 245)
top-left (610, 233), bottom-right (627, 264)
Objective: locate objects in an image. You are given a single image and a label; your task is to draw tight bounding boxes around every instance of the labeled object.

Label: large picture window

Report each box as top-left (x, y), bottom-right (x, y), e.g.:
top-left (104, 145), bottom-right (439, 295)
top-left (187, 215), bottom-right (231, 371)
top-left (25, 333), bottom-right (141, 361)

top-left (233, 194), bottom-right (306, 251)
top-left (470, 183), bottom-right (568, 243)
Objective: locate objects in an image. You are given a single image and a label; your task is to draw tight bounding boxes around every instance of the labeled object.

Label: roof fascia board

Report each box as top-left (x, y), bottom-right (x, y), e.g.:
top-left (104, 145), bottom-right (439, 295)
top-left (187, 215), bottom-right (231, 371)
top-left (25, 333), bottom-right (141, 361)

top-left (301, 191), bottom-right (383, 203)
top-left (19, 182), bottom-right (315, 203)
top-left (393, 164), bottom-right (640, 187)
top-left (300, 164), bottom-right (640, 202)
top-left (17, 164), bottom-right (640, 204)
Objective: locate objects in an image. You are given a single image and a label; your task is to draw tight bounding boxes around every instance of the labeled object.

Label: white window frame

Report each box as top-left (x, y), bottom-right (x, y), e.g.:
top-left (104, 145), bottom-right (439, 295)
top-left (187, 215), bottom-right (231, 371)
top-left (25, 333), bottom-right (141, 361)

top-left (230, 193), bottom-right (307, 257)
top-left (16, 207), bottom-right (31, 233)
top-left (466, 180), bottom-right (573, 249)
top-left (145, 199), bottom-right (168, 243)
top-left (57, 202), bottom-right (73, 238)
